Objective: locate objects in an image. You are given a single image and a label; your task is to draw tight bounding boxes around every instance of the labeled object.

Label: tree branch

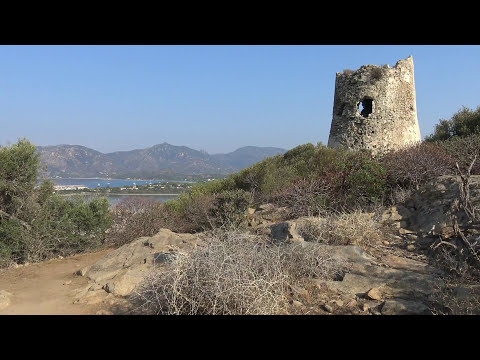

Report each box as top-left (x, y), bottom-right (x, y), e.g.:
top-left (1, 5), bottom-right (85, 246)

top-left (0, 209), bottom-right (31, 231)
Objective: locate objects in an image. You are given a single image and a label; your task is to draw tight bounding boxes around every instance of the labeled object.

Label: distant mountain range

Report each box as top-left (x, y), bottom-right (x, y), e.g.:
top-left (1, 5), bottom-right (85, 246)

top-left (37, 143), bottom-right (287, 179)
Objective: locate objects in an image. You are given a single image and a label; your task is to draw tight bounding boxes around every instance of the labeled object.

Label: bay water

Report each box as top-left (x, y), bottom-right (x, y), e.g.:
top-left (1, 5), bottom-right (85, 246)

top-left (52, 178), bottom-right (181, 206)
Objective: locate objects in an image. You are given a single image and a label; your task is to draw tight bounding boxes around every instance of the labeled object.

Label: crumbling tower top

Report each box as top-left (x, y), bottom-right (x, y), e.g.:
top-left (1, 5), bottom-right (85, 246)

top-left (327, 56), bottom-right (421, 154)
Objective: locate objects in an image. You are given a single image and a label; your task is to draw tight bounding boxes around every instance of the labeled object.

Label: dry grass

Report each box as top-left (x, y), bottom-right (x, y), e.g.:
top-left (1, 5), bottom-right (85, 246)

top-left (130, 229), bottom-right (342, 315)
top-left (296, 211), bottom-right (385, 250)
top-left (390, 185), bottom-right (414, 204)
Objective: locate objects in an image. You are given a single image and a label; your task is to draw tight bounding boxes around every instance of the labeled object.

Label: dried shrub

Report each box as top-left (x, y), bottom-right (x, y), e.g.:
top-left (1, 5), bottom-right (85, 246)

top-left (328, 211), bottom-right (384, 249)
top-left (107, 197), bottom-right (183, 246)
top-left (430, 157), bottom-right (480, 280)
top-left (381, 142), bottom-right (456, 190)
top-left (390, 185), bottom-right (414, 204)
top-left (131, 230), bottom-right (342, 315)
top-left (429, 280), bottom-right (480, 315)
top-left (272, 178), bottom-right (335, 219)
top-left (370, 67), bottom-right (384, 81)
top-left (296, 218), bottom-right (327, 243)
top-left (179, 194), bottom-right (216, 233)
top-left (438, 133), bottom-right (480, 175)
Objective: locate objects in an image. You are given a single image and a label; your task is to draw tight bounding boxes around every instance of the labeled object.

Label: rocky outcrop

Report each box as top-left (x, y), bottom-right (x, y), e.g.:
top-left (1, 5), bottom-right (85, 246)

top-left (74, 229), bottom-right (203, 300)
top-left (75, 180), bottom-right (466, 315)
top-left (383, 175), bottom-right (480, 238)
top-left (311, 247), bottom-right (443, 315)
top-left (269, 217), bottom-right (326, 243)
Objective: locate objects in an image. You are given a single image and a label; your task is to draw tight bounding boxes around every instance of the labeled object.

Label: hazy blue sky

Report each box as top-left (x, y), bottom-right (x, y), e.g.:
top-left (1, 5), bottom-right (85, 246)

top-left (1, 45), bottom-right (479, 154)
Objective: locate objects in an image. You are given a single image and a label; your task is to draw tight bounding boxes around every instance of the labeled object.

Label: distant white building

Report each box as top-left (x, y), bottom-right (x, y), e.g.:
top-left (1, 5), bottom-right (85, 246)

top-left (54, 185), bottom-right (88, 191)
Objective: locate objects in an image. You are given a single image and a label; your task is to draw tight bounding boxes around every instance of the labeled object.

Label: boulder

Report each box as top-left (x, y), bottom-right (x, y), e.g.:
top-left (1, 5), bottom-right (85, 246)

top-left (270, 222), bottom-right (304, 243)
top-left (366, 287), bottom-right (384, 300)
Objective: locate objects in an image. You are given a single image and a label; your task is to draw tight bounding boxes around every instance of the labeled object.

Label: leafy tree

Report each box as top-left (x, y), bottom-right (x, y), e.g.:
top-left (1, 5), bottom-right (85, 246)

top-left (0, 138), bottom-right (41, 215)
top-left (426, 106), bottom-right (480, 141)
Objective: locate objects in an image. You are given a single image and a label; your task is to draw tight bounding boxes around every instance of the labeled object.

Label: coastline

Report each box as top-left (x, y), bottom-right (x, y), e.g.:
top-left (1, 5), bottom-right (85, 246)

top-left (51, 177), bottom-right (169, 181)
top-left (59, 193), bottom-right (180, 196)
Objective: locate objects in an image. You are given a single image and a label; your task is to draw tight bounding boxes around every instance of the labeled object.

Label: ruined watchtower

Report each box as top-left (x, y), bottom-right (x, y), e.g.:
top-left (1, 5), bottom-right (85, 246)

top-left (327, 56), bottom-right (421, 153)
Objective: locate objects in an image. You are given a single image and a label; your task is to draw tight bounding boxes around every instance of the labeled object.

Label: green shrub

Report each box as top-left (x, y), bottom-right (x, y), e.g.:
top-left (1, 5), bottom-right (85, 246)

top-left (178, 193), bottom-right (216, 232)
top-left (233, 143), bottom-right (387, 209)
top-left (166, 177), bottom-right (235, 215)
top-left (232, 144), bottom-right (322, 201)
top-left (164, 144), bottom-right (388, 226)
top-left (165, 189), bottom-right (253, 233)
top-left (311, 147), bottom-right (387, 209)
top-left (209, 189), bottom-right (253, 228)
top-left (232, 155), bottom-right (292, 201)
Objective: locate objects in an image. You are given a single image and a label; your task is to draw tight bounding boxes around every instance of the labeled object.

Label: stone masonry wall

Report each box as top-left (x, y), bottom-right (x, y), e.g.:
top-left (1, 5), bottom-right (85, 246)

top-left (327, 56), bottom-right (421, 154)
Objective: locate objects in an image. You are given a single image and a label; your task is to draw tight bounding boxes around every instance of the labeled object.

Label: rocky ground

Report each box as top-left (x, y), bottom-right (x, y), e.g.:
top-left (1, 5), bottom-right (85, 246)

top-left (1, 175), bottom-right (479, 315)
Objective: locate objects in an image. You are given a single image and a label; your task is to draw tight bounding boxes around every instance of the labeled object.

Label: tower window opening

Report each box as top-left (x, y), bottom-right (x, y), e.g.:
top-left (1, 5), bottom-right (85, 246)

top-left (359, 98), bottom-right (374, 118)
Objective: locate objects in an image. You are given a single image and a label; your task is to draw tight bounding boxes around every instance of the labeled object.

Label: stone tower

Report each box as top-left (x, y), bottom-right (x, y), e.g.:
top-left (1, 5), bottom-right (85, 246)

top-left (327, 56), bottom-right (421, 154)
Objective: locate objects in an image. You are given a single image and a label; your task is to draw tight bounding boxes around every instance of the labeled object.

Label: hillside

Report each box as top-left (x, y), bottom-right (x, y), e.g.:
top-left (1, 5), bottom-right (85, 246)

top-left (37, 143), bottom-right (286, 178)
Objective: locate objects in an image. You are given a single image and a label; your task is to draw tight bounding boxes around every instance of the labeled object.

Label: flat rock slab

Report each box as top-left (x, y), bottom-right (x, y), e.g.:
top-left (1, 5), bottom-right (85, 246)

top-left (325, 245), bottom-right (376, 265)
top-left (316, 254), bottom-right (444, 311)
top-left (381, 255), bottom-right (440, 275)
top-left (321, 274), bottom-right (386, 296)
top-left (77, 229), bottom-right (202, 297)
top-left (381, 299), bottom-right (431, 315)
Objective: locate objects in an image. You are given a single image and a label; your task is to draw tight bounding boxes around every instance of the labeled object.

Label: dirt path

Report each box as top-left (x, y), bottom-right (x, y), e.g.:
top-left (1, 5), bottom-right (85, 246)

top-left (0, 249), bottom-right (115, 315)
